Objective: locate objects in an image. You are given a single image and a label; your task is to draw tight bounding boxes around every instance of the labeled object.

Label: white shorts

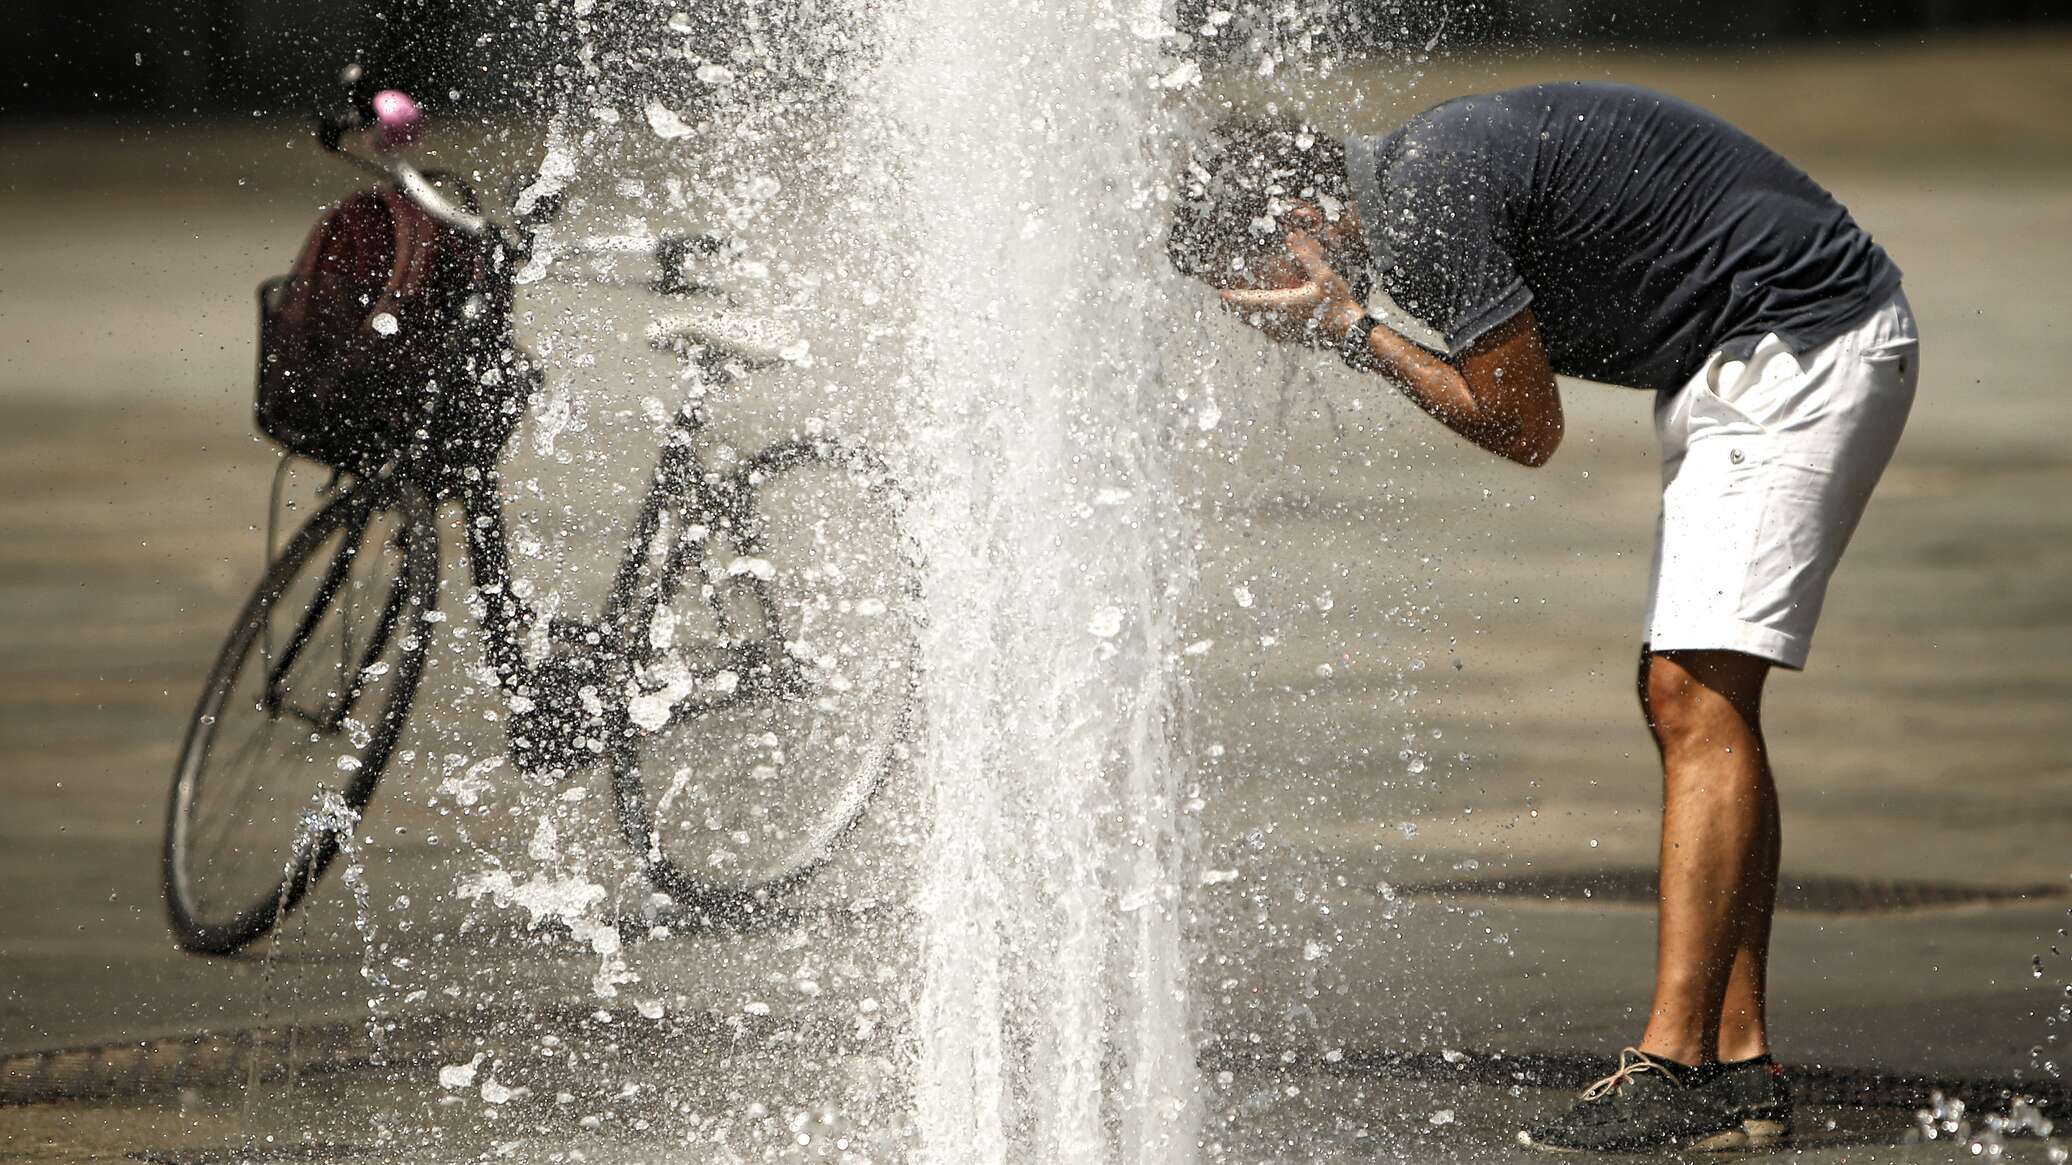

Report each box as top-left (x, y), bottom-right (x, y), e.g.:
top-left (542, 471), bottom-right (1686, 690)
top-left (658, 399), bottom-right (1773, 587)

top-left (1643, 291), bottom-right (1918, 670)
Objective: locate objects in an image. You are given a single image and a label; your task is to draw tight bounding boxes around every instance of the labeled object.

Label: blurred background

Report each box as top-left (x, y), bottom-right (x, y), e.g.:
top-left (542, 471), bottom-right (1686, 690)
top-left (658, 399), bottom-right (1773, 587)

top-left (8, 0), bottom-right (2069, 117)
top-left (3, 1), bottom-right (2070, 1160)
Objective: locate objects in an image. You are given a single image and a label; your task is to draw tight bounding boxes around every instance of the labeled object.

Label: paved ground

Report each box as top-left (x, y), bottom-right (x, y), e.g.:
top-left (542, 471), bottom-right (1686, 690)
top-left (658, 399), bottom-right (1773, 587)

top-left (2, 31), bottom-right (2069, 1164)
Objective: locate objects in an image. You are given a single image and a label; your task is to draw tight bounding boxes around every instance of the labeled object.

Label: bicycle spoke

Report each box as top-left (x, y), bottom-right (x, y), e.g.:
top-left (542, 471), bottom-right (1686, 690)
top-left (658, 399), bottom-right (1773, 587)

top-left (339, 567), bottom-right (412, 724)
top-left (264, 512), bottom-right (367, 713)
top-left (198, 604), bottom-right (361, 873)
top-left (191, 684), bottom-right (316, 912)
top-left (193, 685), bottom-right (294, 823)
top-left (338, 548), bottom-right (359, 693)
top-left (193, 695), bottom-right (319, 855)
top-left (191, 716), bottom-right (293, 898)
top-left (199, 724), bottom-right (279, 829)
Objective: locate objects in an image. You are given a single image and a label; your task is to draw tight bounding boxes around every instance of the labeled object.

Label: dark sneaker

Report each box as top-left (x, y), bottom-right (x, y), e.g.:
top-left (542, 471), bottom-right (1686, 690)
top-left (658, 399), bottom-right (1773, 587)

top-left (1517, 1048), bottom-right (1750, 1153)
top-left (1714, 1054), bottom-right (1794, 1148)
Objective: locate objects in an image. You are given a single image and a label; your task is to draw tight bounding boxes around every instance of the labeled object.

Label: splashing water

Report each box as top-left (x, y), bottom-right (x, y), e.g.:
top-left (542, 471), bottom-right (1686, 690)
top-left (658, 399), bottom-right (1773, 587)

top-left (243, 0), bottom-right (1217, 1154)
top-left (868, 0), bottom-right (1206, 1159)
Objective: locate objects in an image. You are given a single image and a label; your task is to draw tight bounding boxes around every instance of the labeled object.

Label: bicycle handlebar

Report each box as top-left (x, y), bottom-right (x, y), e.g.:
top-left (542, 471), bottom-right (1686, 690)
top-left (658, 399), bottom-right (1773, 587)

top-left (312, 63), bottom-right (719, 289)
top-left (315, 68), bottom-right (505, 243)
top-left (391, 159), bottom-right (492, 237)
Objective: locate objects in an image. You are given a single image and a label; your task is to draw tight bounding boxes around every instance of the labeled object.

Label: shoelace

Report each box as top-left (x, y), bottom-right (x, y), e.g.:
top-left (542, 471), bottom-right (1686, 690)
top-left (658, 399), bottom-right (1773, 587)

top-left (1580, 1047), bottom-right (1684, 1101)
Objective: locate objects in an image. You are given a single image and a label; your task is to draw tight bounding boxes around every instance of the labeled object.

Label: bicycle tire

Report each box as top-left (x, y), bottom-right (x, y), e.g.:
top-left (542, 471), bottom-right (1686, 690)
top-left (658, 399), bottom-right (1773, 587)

top-left (610, 437), bottom-right (917, 916)
top-left (163, 478), bottom-right (439, 955)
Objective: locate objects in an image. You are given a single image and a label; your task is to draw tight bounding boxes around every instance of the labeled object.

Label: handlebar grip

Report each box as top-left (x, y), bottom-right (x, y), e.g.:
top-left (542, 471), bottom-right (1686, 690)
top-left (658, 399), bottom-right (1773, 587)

top-left (371, 89), bottom-right (424, 150)
top-left (318, 91), bottom-right (422, 153)
top-left (317, 64), bottom-right (420, 154)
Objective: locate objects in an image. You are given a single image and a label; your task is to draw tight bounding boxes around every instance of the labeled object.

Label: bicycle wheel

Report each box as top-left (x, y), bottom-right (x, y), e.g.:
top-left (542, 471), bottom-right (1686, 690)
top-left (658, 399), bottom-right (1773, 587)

top-left (612, 438), bottom-right (917, 912)
top-left (164, 478), bottom-right (439, 954)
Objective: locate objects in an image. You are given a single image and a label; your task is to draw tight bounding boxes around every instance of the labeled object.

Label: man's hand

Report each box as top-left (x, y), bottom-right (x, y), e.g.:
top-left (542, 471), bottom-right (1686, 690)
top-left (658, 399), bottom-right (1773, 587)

top-left (1210, 229), bottom-right (1563, 467)
top-left (1217, 231), bottom-right (1366, 349)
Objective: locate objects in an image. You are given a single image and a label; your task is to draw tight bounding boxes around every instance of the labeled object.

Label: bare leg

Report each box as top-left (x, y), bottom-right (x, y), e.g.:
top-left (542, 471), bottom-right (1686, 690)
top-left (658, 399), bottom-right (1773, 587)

top-left (1716, 781), bottom-right (1779, 1062)
top-left (1634, 648), bottom-right (1774, 1066)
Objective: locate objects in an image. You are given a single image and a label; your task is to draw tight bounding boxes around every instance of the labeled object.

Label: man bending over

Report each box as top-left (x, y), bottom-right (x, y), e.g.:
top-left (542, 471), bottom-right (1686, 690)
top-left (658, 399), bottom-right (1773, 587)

top-left (1170, 83), bottom-right (1917, 1154)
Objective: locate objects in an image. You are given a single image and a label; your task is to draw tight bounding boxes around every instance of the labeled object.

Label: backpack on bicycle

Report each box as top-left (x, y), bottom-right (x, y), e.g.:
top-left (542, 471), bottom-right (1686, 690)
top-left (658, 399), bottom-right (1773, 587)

top-left (255, 181), bottom-right (526, 475)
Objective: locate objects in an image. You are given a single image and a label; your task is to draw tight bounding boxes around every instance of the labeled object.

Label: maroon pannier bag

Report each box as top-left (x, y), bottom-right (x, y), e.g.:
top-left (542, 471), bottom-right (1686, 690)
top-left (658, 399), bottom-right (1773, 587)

top-left (256, 183), bottom-right (525, 473)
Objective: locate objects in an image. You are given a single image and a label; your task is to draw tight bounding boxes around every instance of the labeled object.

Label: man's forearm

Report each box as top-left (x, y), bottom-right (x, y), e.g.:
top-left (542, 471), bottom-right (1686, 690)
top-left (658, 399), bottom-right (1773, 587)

top-left (1211, 233), bottom-right (1559, 466)
top-left (1351, 320), bottom-right (1535, 462)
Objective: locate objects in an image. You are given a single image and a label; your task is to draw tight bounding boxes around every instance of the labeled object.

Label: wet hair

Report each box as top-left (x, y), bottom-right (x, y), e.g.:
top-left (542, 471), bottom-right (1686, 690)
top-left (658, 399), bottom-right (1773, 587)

top-left (1167, 112), bottom-right (1353, 282)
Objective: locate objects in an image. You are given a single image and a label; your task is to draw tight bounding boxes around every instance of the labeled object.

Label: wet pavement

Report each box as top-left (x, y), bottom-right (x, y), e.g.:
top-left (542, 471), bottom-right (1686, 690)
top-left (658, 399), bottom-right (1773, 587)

top-left (5, 34), bottom-right (2071, 1164)
top-left (6, 1042), bottom-right (2069, 1163)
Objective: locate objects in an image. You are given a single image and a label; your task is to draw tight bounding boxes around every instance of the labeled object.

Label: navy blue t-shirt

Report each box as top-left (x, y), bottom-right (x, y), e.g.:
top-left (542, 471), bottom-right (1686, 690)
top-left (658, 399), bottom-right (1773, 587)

top-left (1345, 83), bottom-right (1902, 392)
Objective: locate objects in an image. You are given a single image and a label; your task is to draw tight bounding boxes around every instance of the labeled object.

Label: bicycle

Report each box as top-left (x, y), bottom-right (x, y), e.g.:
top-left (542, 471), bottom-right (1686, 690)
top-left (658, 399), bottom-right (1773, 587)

top-left (162, 76), bottom-right (918, 956)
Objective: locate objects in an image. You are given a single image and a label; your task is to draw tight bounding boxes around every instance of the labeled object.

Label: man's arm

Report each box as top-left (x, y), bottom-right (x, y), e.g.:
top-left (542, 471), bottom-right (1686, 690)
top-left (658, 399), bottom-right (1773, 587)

top-left (1352, 308), bottom-right (1563, 467)
top-left (1219, 231), bottom-right (1564, 468)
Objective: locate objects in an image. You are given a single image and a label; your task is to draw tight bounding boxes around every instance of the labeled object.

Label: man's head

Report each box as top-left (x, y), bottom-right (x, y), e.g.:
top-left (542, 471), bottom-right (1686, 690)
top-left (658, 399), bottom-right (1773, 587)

top-left (1168, 112), bottom-right (1367, 291)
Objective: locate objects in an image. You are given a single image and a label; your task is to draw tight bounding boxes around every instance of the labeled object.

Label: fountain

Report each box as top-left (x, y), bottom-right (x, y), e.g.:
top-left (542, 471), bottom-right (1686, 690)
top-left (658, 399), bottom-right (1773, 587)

top-left (869, 0), bottom-right (1205, 1159)
top-left (354, 0), bottom-right (1225, 1158)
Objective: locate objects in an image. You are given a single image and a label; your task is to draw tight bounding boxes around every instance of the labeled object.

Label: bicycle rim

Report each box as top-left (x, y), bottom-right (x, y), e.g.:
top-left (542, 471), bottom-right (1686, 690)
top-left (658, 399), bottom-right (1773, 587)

top-left (163, 480), bottom-right (438, 954)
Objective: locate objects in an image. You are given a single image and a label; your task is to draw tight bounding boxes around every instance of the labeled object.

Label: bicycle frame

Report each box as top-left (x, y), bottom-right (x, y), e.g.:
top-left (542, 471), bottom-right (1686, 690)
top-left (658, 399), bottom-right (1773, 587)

top-left (309, 83), bottom-right (798, 775)
top-left (447, 399), bottom-right (799, 776)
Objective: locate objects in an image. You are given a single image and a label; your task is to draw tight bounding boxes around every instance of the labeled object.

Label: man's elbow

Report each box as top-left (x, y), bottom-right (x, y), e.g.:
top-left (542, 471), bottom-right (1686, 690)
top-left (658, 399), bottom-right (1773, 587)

top-left (1507, 419), bottom-right (1563, 467)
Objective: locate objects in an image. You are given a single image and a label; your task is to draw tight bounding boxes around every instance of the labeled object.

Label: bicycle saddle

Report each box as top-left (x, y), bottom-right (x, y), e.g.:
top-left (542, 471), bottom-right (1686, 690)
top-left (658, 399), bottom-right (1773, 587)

top-left (647, 310), bottom-right (799, 370)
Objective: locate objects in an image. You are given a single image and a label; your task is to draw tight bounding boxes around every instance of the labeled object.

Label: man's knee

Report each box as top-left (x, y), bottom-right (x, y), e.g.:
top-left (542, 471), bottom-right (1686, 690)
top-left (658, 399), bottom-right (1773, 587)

top-left (1644, 656), bottom-right (1712, 753)
top-left (1643, 650), bottom-right (1769, 755)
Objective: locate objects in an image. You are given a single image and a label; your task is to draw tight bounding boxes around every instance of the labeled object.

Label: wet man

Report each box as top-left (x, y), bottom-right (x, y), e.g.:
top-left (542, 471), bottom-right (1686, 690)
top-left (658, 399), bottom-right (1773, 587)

top-left (1170, 83), bottom-right (1916, 1153)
